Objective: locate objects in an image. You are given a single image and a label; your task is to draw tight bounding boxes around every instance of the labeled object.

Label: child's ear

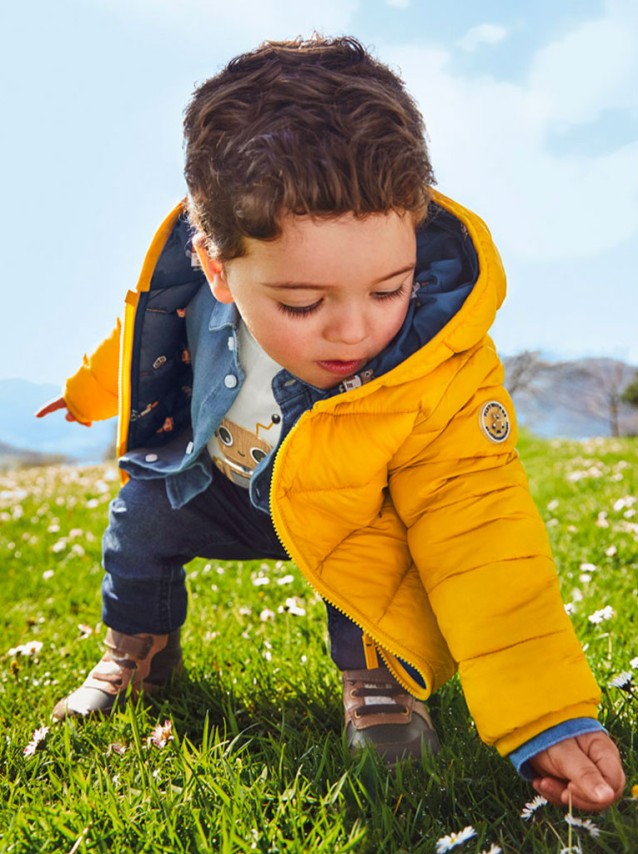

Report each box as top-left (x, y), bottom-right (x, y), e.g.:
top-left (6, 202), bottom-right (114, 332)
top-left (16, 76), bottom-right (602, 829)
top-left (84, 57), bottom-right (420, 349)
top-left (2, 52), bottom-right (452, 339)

top-left (193, 237), bottom-right (234, 304)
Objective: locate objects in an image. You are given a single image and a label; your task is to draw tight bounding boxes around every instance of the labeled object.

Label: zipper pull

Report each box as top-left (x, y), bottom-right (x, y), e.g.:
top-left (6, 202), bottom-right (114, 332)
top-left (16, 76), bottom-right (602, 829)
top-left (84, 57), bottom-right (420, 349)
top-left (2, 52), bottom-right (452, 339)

top-left (362, 633), bottom-right (380, 670)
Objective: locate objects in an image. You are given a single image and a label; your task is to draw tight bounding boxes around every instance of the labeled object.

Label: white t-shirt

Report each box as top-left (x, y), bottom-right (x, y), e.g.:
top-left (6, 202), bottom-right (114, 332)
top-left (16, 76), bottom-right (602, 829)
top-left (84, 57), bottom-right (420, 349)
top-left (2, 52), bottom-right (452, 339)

top-left (207, 321), bottom-right (283, 488)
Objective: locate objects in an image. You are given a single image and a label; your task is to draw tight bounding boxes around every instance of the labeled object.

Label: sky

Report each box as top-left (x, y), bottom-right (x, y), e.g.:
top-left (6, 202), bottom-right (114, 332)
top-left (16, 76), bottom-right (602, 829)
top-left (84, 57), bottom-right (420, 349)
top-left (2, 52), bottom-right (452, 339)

top-left (2, 0), bottom-right (637, 388)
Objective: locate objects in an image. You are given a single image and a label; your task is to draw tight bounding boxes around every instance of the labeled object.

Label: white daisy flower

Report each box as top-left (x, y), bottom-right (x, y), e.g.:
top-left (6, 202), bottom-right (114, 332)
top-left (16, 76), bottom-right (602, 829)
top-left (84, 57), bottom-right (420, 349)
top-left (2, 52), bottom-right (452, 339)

top-left (610, 671), bottom-right (634, 690)
top-left (9, 640), bottom-right (44, 657)
top-left (279, 597), bottom-right (306, 617)
top-left (565, 814), bottom-right (601, 838)
top-left (520, 794), bottom-right (548, 819)
top-left (435, 826), bottom-right (477, 852)
top-left (150, 720), bottom-right (173, 748)
top-left (588, 606), bottom-right (614, 624)
top-left (24, 725), bottom-right (49, 756)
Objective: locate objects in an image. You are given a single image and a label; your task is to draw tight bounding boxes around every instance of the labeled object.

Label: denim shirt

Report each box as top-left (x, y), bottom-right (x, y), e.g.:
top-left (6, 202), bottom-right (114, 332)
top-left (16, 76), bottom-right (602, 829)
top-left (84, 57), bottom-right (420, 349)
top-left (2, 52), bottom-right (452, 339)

top-left (119, 287), bottom-right (336, 513)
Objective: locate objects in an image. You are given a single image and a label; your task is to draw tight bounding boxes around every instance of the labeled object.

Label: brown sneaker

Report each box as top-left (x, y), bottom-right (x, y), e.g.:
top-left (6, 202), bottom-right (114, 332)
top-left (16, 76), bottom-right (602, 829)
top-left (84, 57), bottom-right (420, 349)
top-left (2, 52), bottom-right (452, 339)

top-left (342, 666), bottom-right (440, 764)
top-left (52, 628), bottom-right (183, 721)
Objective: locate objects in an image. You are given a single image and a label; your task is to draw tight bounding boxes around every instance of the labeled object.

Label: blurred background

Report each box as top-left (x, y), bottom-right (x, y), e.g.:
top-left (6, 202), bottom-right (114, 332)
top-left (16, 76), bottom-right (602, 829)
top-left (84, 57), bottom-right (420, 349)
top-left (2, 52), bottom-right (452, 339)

top-left (1, 0), bottom-right (637, 464)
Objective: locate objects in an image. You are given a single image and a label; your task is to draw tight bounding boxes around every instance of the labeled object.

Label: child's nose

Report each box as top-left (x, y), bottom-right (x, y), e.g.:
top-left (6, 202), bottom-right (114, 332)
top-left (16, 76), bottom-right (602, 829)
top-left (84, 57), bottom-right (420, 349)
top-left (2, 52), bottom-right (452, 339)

top-left (325, 305), bottom-right (367, 345)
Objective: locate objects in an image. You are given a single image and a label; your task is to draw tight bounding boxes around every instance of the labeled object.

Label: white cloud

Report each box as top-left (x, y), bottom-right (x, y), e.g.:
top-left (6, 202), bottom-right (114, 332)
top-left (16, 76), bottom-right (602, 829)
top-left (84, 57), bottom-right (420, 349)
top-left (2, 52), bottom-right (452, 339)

top-left (529, 0), bottom-right (638, 127)
top-left (384, 0), bottom-right (638, 263)
top-left (457, 23), bottom-right (508, 52)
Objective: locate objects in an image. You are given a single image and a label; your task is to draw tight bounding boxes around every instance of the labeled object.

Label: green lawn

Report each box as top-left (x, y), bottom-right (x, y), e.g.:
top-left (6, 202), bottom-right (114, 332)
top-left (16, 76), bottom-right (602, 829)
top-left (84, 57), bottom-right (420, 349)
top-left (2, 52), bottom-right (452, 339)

top-left (1, 433), bottom-right (637, 853)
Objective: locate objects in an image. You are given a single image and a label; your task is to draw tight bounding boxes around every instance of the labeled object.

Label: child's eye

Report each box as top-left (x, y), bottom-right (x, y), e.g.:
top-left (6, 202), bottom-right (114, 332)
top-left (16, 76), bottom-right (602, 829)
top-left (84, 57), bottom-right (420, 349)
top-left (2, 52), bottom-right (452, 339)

top-left (373, 283), bottom-right (407, 301)
top-left (277, 300), bottom-right (322, 317)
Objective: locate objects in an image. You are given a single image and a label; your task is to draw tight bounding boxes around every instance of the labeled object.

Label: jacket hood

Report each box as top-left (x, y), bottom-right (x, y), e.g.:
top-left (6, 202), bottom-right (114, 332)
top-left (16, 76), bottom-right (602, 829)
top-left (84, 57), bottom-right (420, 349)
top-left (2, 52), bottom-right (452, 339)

top-left (332, 190), bottom-right (507, 399)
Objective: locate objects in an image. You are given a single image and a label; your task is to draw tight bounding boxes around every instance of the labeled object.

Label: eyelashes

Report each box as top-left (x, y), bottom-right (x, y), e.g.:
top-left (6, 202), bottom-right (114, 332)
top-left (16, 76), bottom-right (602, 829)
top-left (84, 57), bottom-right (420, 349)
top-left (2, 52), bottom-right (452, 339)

top-left (277, 300), bottom-right (322, 318)
top-left (277, 283), bottom-right (408, 319)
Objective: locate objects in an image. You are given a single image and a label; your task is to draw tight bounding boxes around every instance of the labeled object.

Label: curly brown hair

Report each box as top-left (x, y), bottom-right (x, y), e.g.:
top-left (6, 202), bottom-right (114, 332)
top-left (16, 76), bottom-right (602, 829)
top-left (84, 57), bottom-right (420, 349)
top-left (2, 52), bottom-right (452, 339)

top-left (184, 36), bottom-right (435, 261)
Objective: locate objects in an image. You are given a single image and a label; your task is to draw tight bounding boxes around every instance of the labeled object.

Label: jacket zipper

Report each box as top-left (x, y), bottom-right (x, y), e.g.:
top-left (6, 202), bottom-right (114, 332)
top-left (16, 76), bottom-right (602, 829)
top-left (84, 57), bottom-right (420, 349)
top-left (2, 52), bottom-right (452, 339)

top-left (268, 412), bottom-right (427, 697)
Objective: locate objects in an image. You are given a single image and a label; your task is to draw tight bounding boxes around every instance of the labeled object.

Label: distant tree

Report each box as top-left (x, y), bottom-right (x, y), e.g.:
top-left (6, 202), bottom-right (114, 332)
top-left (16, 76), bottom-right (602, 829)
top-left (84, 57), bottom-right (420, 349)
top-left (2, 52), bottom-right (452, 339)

top-left (503, 350), bottom-right (551, 396)
top-left (621, 370), bottom-right (638, 408)
top-left (571, 359), bottom-right (635, 438)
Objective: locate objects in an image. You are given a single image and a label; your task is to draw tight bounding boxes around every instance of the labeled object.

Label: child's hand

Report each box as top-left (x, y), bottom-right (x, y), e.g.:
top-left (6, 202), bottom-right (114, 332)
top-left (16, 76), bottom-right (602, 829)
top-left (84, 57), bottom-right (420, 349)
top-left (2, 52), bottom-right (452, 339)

top-left (35, 397), bottom-right (92, 427)
top-left (528, 732), bottom-right (625, 811)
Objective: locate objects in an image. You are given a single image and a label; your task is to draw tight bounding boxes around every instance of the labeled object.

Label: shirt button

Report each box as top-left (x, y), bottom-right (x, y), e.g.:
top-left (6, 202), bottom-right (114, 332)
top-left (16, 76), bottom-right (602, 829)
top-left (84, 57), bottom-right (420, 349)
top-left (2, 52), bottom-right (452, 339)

top-left (145, 453), bottom-right (159, 463)
top-left (224, 374), bottom-right (238, 389)
top-left (227, 336), bottom-right (235, 351)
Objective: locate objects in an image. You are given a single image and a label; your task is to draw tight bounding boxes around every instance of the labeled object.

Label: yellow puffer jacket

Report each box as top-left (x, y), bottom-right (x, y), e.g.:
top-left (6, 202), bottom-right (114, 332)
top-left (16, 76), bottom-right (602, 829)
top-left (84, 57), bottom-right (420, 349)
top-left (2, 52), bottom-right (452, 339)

top-left (64, 191), bottom-right (600, 755)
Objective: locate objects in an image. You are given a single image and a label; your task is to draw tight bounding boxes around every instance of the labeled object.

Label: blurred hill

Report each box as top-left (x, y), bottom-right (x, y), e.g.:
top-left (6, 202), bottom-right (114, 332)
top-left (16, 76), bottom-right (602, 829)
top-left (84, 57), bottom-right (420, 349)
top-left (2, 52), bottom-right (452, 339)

top-left (0, 379), bottom-right (115, 465)
top-left (1, 359), bottom-right (636, 468)
top-left (503, 355), bottom-right (638, 438)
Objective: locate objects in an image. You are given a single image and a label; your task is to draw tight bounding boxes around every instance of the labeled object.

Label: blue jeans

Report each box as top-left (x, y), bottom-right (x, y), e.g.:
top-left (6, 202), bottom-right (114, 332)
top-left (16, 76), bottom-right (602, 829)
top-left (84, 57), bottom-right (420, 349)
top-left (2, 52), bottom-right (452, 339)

top-left (102, 471), bottom-right (367, 670)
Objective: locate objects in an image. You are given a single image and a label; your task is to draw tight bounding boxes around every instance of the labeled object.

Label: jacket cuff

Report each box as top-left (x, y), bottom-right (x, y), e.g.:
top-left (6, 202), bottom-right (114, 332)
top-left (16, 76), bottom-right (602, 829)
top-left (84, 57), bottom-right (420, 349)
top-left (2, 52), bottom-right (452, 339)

top-left (509, 718), bottom-right (606, 780)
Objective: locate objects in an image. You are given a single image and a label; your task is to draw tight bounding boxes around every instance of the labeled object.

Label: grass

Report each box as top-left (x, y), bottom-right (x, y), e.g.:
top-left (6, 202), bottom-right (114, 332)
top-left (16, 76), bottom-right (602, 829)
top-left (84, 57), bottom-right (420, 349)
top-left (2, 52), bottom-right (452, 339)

top-left (0, 432), bottom-right (637, 853)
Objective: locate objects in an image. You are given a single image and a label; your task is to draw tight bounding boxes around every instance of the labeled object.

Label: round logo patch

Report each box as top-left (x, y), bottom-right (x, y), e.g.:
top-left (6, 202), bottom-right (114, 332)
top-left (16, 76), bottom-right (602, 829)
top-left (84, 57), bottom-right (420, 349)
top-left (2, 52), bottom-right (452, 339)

top-left (479, 400), bottom-right (510, 443)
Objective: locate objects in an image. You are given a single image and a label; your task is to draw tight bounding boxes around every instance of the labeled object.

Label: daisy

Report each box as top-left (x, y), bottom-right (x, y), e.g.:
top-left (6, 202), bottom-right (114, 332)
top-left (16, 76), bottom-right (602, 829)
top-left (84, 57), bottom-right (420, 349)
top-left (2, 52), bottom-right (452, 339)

top-left (609, 672), bottom-right (634, 691)
top-left (520, 794), bottom-right (548, 820)
top-left (9, 640), bottom-right (43, 657)
top-left (279, 597), bottom-right (306, 617)
top-left (150, 720), bottom-right (173, 748)
top-left (587, 606), bottom-right (614, 624)
top-left (435, 826), bottom-right (476, 852)
top-left (564, 814), bottom-right (601, 838)
top-left (24, 725), bottom-right (49, 756)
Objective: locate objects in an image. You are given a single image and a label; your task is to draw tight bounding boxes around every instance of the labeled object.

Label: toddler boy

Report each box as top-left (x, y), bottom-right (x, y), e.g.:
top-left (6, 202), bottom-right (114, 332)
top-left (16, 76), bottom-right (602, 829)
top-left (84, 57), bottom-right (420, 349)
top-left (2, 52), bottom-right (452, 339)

top-left (38, 36), bottom-right (624, 811)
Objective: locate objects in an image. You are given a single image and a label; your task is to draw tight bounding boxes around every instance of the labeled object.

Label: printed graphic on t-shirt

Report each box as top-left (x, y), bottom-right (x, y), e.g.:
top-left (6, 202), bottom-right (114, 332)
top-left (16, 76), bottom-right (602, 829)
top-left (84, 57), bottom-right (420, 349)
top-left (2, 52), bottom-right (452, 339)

top-left (207, 320), bottom-right (283, 487)
top-left (212, 415), bottom-right (281, 486)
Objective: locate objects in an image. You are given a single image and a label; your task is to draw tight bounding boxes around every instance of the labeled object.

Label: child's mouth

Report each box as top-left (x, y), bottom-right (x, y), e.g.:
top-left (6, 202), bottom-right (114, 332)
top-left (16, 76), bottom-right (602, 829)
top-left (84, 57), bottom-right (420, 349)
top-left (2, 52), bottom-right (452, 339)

top-left (316, 359), bottom-right (364, 376)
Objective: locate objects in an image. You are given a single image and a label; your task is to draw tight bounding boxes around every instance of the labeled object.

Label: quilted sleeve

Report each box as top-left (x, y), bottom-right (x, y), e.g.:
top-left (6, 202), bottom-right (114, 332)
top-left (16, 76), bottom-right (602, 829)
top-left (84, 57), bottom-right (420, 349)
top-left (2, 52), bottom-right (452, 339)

top-left (388, 346), bottom-right (601, 755)
top-left (63, 320), bottom-right (121, 423)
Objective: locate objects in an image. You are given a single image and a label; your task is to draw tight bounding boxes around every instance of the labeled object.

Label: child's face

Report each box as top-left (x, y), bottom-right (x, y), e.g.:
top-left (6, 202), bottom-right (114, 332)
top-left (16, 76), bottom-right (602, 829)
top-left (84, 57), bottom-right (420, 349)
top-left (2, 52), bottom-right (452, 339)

top-left (197, 211), bottom-right (416, 389)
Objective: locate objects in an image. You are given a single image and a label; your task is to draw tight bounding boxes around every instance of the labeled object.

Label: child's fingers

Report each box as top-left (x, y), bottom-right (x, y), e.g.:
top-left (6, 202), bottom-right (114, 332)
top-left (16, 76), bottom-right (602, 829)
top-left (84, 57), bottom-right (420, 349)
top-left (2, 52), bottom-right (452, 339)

top-left (64, 412), bottom-right (92, 427)
top-left (530, 733), bottom-right (625, 812)
top-left (531, 776), bottom-right (566, 807)
top-left (563, 780), bottom-right (617, 811)
top-left (35, 397), bottom-right (66, 418)
top-left (579, 733), bottom-right (626, 799)
top-left (533, 774), bottom-right (617, 812)
top-left (560, 752), bottom-right (616, 809)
